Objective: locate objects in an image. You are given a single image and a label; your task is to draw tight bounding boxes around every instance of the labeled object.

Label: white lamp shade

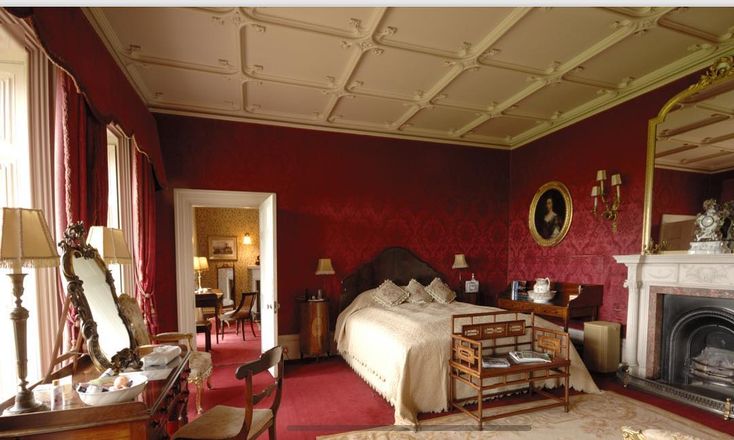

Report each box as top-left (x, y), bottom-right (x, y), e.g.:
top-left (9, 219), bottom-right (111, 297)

top-left (0, 207), bottom-right (59, 270)
top-left (591, 186), bottom-right (599, 197)
top-left (452, 254), bottom-right (469, 269)
top-left (315, 258), bottom-right (335, 275)
top-left (86, 226), bottom-right (133, 265)
top-left (242, 233), bottom-right (253, 245)
top-left (596, 169), bottom-right (607, 181)
top-left (193, 256), bottom-right (209, 271)
top-left (611, 173), bottom-right (622, 186)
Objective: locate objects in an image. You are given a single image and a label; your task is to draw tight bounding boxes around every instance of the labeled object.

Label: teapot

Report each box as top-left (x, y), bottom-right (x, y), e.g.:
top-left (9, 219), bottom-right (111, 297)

top-left (534, 277), bottom-right (551, 293)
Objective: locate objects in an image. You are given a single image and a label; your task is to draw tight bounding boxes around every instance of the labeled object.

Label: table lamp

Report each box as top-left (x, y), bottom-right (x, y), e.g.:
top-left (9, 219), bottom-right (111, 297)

top-left (315, 258), bottom-right (335, 300)
top-left (0, 207), bottom-right (60, 415)
top-left (193, 256), bottom-right (209, 292)
top-left (86, 226), bottom-right (133, 265)
top-left (452, 253), bottom-right (469, 284)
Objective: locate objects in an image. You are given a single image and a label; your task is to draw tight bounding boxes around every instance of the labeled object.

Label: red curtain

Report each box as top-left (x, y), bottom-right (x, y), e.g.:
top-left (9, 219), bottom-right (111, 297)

top-left (54, 69), bottom-right (108, 343)
top-left (133, 147), bottom-right (159, 335)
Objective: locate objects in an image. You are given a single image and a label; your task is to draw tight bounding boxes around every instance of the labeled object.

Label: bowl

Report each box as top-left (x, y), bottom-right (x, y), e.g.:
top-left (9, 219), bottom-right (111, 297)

top-left (528, 289), bottom-right (556, 303)
top-left (76, 373), bottom-right (148, 406)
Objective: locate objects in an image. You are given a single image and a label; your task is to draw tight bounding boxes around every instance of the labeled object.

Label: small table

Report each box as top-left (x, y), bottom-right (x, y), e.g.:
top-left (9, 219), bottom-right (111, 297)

top-left (298, 297), bottom-right (330, 359)
top-left (497, 282), bottom-right (602, 331)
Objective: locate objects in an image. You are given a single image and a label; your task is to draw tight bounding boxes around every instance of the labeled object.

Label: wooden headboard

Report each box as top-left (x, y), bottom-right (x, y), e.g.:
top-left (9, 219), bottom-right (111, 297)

top-left (340, 247), bottom-right (443, 311)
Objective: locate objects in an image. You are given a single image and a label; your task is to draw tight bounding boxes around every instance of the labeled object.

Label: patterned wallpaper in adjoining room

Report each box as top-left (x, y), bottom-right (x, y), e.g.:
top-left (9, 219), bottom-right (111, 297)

top-left (194, 207), bottom-right (260, 296)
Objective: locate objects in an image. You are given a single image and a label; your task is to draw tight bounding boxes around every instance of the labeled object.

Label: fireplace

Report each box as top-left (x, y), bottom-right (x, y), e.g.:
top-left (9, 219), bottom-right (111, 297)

top-left (614, 253), bottom-right (734, 419)
top-left (660, 295), bottom-right (734, 398)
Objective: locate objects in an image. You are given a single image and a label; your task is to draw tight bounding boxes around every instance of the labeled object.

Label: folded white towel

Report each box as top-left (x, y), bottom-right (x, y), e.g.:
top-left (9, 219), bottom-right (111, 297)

top-left (142, 345), bottom-right (182, 369)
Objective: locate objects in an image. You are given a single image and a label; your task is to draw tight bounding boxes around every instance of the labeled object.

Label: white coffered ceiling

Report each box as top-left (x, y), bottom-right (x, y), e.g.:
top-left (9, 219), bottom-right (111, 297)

top-left (85, 7), bottom-right (734, 150)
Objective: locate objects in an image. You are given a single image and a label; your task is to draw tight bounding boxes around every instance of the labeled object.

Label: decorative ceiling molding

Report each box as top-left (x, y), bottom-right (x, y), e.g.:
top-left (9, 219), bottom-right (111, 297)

top-left (84, 7), bottom-right (734, 150)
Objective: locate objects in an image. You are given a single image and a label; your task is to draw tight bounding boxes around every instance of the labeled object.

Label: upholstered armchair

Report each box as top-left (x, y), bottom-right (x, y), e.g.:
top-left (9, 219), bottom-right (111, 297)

top-left (118, 294), bottom-right (213, 414)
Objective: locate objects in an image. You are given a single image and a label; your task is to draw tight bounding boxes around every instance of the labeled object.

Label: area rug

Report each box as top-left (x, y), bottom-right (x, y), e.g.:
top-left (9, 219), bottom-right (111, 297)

top-left (316, 391), bottom-right (728, 439)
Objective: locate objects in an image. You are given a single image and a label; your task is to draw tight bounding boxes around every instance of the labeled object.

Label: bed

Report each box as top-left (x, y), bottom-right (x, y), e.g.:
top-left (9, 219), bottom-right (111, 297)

top-left (335, 247), bottom-right (600, 426)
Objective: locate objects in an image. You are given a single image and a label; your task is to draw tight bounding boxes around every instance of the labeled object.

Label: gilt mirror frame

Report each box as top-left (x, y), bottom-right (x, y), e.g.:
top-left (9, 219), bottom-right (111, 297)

top-left (59, 222), bottom-right (137, 371)
top-left (642, 55), bottom-right (734, 254)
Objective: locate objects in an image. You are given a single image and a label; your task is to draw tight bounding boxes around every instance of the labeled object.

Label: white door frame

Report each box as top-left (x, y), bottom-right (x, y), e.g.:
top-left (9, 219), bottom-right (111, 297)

top-left (173, 189), bottom-right (277, 344)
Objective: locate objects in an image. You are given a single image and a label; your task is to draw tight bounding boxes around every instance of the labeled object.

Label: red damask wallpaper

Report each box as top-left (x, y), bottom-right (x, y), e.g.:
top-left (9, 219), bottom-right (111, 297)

top-left (507, 74), bottom-right (698, 326)
top-left (154, 116), bottom-right (510, 333)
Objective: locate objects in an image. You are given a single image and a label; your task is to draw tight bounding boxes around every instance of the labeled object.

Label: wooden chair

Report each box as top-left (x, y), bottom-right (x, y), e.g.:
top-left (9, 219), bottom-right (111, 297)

top-left (117, 294), bottom-right (213, 414)
top-left (172, 346), bottom-right (284, 440)
top-left (220, 292), bottom-right (258, 341)
top-left (196, 292), bottom-right (221, 350)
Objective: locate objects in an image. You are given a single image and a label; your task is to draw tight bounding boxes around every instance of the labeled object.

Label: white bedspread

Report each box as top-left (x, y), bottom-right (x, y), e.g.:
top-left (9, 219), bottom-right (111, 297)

top-left (335, 292), bottom-right (601, 426)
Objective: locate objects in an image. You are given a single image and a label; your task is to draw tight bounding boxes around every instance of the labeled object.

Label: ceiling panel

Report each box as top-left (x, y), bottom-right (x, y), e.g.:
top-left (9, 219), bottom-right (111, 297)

top-left (100, 8), bottom-right (239, 69)
top-left (330, 95), bottom-right (412, 127)
top-left (349, 47), bottom-right (453, 100)
top-left (482, 8), bottom-right (624, 73)
top-left (128, 64), bottom-right (241, 110)
top-left (241, 23), bottom-right (357, 87)
top-left (437, 66), bottom-right (532, 110)
top-left (244, 81), bottom-right (331, 119)
top-left (403, 107), bottom-right (481, 135)
top-left (377, 8), bottom-right (515, 57)
top-left (87, 6), bottom-right (734, 150)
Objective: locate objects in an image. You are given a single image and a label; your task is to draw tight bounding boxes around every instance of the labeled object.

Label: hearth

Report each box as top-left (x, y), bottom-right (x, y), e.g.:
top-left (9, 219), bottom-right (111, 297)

top-left (660, 295), bottom-right (734, 401)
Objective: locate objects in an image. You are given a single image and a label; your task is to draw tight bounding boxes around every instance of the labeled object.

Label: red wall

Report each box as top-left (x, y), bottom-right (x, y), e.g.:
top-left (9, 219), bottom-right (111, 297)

top-left (507, 75), bottom-right (698, 325)
top-left (154, 116), bottom-right (510, 333)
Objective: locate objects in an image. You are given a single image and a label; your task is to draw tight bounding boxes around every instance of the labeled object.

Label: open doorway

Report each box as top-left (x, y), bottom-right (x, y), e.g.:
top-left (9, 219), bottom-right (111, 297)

top-left (174, 189), bottom-right (278, 357)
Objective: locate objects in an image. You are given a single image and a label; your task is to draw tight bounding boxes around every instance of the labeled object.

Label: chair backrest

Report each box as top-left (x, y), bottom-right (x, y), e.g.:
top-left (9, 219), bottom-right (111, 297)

top-left (233, 346), bottom-right (284, 438)
top-left (232, 291), bottom-right (258, 315)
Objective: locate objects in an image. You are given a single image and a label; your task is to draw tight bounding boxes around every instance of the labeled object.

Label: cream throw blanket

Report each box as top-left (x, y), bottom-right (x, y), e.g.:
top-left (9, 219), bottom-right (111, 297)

top-left (335, 292), bottom-right (600, 426)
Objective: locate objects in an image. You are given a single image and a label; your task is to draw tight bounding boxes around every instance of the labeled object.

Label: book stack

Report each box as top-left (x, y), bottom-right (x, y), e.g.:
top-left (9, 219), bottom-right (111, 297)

top-left (509, 351), bottom-right (551, 364)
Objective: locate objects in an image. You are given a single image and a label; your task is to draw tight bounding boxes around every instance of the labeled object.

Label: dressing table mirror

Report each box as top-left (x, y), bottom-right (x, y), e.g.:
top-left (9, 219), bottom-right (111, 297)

top-left (643, 55), bottom-right (734, 253)
top-left (59, 222), bottom-right (136, 370)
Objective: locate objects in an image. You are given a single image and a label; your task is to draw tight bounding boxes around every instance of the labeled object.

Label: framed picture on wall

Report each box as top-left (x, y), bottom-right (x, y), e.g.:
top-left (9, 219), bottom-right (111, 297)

top-left (528, 181), bottom-right (573, 247)
top-left (208, 236), bottom-right (238, 261)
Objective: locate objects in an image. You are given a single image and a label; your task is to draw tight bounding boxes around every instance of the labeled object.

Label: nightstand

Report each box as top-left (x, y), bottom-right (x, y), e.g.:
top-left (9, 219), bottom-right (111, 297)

top-left (458, 289), bottom-right (480, 305)
top-left (298, 297), bottom-right (330, 359)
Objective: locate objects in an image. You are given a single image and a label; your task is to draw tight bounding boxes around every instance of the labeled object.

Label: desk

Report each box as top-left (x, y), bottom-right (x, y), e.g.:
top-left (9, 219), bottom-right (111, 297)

top-left (0, 353), bottom-right (190, 439)
top-left (195, 290), bottom-right (224, 351)
top-left (497, 282), bottom-right (602, 331)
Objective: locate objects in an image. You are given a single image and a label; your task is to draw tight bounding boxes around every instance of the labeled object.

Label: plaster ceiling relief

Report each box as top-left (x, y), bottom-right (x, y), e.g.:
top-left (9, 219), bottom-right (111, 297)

top-left (86, 6), bottom-right (734, 150)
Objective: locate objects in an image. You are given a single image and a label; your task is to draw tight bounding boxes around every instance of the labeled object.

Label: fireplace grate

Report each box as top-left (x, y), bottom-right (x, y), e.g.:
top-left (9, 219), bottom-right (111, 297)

top-left (688, 347), bottom-right (734, 387)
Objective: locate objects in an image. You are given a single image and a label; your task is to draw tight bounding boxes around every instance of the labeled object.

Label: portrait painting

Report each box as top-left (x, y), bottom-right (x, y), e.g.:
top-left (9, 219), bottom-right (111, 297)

top-left (528, 181), bottom-right (573, 247)
top-left (208, 236), bottom-right (238, 261)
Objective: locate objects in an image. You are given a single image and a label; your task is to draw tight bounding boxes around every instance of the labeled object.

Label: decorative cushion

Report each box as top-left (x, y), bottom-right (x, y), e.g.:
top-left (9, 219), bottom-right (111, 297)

top-left (117, 294), bottom-right (151, 346)
top-left (404, 279), bottom-right (433, 304)
top-left (425, 278), bottom-right (456, 304)
top-left (372, 280), bottom-right (409, 307)
top-left (172, 405), bottom-right (272, 439)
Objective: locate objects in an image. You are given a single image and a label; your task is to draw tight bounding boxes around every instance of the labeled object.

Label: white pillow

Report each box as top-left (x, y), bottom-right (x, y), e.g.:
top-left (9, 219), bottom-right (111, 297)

top-left (405, 279), bottom-right (433, 304)
top-left (425, 277), bottom-right (456, 304)
top-left (373, 280), bottom-right (409, 307)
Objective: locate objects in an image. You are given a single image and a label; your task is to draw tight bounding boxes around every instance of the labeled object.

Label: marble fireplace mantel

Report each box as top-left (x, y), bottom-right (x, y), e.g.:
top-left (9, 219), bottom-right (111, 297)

top-left (614, 253), bottom-right (734, 378)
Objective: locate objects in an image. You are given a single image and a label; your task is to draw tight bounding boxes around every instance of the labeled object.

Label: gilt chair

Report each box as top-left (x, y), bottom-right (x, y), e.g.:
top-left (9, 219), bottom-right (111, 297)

top-left (118, 294), bottom-right (213, 414)
top-left (219, 291), bottom-right (259, 341)
top-left (172, 345), bottom-right (284, 440)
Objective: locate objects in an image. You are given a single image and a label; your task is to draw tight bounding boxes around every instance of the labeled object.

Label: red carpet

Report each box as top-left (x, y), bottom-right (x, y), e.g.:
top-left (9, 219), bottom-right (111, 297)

top-left (188, 328), bottom-right (734, 439)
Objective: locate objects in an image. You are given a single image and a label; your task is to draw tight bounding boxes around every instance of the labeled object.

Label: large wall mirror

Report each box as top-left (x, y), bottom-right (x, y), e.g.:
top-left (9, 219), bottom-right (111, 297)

top-left (60, 223), bottom-right (136, 370)
top-left (643, 55), bottom-right (734, 253)
top-left (217, 264), bottom-right (235, 308)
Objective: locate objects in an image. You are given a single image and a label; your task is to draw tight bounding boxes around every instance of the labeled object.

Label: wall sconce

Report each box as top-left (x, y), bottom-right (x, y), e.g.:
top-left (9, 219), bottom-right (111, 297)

top-left (242, 233), bottom-right (252, 245)
top-left (591, 169), bottom-right (622, 232)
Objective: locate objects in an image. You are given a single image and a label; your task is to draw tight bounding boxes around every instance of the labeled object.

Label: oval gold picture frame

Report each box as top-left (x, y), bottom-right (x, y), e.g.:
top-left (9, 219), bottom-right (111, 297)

top-left (528, 181), bottom-right (573, 247)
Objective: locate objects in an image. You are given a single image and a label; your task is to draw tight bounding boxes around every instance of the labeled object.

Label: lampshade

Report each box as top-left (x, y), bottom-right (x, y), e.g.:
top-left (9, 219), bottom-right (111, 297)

top-left (0, 207), bottom-right (59, 270)
top-left (242, 233), bottom-right (252, 245)
top-left (591, 186), bottom-right (599, 197)
top-left (611, 173), bottom-right (622, 186)
top-left (315, 258), bottom-right (335, 275)
top-left (452, 254), bottom-right (469, 269)
top-left (596, 169), bottom-right (607, 181)
top-left (86, 226), bottom-right (133, 265)
top-left (193, 256), bottom-right (209, 272)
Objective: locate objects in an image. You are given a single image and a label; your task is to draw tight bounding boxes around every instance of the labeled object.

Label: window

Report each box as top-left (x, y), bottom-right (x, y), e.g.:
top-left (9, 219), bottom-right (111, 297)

top-left (106, 126), bottom-right (135, 296)
top-left (0, 22), bottom-right (41, 401)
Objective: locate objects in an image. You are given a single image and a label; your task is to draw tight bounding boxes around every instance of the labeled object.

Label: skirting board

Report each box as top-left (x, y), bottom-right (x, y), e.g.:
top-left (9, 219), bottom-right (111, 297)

top-left (278, 333), bottom-right (337, 360)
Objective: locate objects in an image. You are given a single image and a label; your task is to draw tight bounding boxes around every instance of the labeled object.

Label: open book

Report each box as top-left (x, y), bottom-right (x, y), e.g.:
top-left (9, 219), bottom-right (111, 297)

top-left (509, 351), bottom-right (551, 363)
top-left (482, 356), bottom-right (511, 368)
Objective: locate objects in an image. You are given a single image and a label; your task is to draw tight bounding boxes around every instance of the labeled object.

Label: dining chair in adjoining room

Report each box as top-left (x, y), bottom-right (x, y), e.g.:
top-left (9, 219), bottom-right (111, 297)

top-left (219, 291), bottom-right (259, 341)
top-left (117, 294), bottom-right (214, 414)
top-left (172, 345), bottom-right (284, 440)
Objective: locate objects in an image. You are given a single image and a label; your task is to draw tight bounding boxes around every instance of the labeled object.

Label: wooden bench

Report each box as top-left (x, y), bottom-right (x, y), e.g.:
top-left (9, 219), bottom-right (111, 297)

top-left (449, 311), bottom-right (570, 429)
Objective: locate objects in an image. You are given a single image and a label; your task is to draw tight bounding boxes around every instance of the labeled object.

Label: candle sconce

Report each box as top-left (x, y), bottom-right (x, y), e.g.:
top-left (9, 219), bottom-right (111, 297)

top-left (591, 170), bottom-right (622, 232)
